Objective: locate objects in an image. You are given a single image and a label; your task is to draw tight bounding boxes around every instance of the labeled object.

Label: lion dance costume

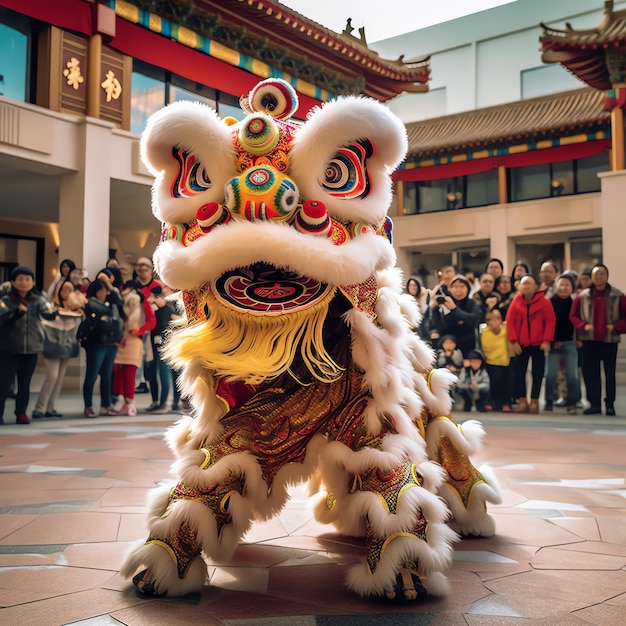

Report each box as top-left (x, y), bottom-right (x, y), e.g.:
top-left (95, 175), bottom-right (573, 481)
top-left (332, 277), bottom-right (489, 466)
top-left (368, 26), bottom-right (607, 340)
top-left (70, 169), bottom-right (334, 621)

top-left (121, 78), bottom-right (500, 601)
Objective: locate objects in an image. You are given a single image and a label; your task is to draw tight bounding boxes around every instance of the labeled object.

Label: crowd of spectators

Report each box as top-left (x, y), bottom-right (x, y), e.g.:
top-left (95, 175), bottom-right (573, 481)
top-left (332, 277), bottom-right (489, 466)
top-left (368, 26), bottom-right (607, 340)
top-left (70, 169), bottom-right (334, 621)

top-left (1, 253), bottom-right (625, 424)
top-left (0, 256), bottom-right (185, 424)
top-left (406, 259), bottom-right (626, 416)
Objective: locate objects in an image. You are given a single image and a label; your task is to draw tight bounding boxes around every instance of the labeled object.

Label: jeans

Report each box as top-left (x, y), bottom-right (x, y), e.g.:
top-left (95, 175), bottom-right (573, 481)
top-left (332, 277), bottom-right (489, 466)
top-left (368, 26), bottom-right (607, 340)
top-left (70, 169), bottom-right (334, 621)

top-left (83, 344), bottom-right (118, 409)
top-left (457, 387), bottom-right (489, 411)
top-left (0, 352), bottom-right (38, 419)
top-left (513, 345), bottom-right (545, 399)
top-left (35, 357), bottom-right (70, 413)
top-left (581, 341), bottom-right (618, 408)
top-left (145, 343), bottom-right (176, 406)
top-left (545, 340), bottom-right (581, 406)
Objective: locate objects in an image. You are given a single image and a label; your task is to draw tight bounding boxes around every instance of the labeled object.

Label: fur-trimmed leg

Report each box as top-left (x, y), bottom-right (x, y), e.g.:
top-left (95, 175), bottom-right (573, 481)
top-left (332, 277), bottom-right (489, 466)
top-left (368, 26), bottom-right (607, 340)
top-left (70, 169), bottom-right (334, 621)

top-left (121, 470), bottom-right (247, 597)
top-left (121, 539), bottom-right (207, 597)
top-left (343, 461), bottom-right (457, 600)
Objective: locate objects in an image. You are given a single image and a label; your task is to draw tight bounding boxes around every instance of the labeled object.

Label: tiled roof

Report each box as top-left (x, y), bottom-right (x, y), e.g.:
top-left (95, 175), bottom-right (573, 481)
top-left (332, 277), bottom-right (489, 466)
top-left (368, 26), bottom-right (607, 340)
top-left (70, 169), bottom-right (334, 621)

top-left (405, 88), bottom-right (609, 158)
top-left (540, 1), bottom-right (626, 90)
top-left (189, 0), bottom-right (431, 100)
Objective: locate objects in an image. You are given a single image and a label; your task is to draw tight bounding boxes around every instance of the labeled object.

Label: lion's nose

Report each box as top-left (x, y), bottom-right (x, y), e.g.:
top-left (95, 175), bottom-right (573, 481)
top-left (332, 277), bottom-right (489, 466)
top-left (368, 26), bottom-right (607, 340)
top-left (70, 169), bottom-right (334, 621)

top-left (237, 114), bottom-right (280, 155)
top-left (225, 165), bottom-right (299, 222)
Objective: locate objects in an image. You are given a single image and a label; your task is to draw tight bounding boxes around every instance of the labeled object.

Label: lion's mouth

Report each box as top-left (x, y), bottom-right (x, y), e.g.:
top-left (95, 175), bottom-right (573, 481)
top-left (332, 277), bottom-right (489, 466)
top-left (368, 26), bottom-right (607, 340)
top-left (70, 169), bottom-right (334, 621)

top-left (209, 262), bottom-right (333, 316)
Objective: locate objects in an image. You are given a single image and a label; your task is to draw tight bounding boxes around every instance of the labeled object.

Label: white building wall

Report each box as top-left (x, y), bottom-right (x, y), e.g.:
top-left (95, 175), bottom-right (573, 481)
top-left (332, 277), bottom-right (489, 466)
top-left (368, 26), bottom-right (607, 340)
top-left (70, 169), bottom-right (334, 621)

top-left (374, 0), bottom-right (626, 123)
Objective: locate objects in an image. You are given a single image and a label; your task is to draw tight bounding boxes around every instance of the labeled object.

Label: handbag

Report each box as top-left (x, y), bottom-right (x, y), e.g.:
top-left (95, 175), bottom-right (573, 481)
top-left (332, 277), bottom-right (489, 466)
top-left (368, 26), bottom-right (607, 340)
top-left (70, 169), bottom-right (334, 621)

top-left (43, 325), bottom-right (79, 359)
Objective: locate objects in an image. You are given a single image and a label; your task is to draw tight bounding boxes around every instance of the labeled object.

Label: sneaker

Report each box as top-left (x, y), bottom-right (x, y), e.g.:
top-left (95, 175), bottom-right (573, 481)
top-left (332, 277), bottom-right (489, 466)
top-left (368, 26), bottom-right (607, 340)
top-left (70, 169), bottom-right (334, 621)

top-left (576, 400), bottom-right (585, 409)
top-left (606, 406), bottom-right (616, 416)
top-left (145, 402), bottom-right (161, 412)
top-left (16, 413), bottom-right (30, 424)
top-left (171, 403), bottom-right (179, 412)
top-left (32, 411), bottom-right (45, 419)
top-left (46, 410), bottom-right (63, 418)
top-left (544, 403), bottom-right (553, 412)
top-left (567, 405), bottom-right (577, 415)
top-left (84, 407), bottom-right (97, 418)
top-left (154, 405), bottom-right (169, 414)
top-left (135, 383), bottom-right (149, 394)
top-left (554, 398), bottom-right (566, 408)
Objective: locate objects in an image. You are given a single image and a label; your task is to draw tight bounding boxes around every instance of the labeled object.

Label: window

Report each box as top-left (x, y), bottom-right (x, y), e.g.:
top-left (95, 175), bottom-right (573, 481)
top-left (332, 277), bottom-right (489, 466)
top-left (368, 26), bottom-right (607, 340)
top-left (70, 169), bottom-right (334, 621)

top-left (509, 162), bottom-right (551, 202)
top-left (402, 170), bottom-right (498, 214)
top-left (0, 8), bottom-right (32, 102)
top-left (131, 60), bottom-right (242, 134)
top-left (131, 67), bottom-right (165, 135)
top-left (466, 169), bottom-right (499, 207)
top-left (576, 153), bottom-right (607, 193)
top-left (509, 152), bottom-right (608, 202)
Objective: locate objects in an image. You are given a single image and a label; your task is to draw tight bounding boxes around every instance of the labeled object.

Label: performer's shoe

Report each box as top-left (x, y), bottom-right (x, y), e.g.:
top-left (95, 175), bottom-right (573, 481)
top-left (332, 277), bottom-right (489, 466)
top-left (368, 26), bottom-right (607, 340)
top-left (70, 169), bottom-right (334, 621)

top-left (132, 569), bottom-right (165, 598)
top-left (384, 564), bottom-right (427, 601)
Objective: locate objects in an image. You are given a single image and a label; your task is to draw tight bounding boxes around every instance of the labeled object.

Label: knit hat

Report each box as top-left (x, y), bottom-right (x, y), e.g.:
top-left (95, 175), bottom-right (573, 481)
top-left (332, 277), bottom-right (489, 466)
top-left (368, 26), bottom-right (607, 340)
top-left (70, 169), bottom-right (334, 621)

top-left (439, 334), bottom-right (457, 348)
top-left (466, 349), bottom-right (485, 362)
top-left (557, 272), bottom-right (576, 292)
top-left (10, 265), bottom-right (35, 281)
top-left (450, 274), bottom-right (471, 292)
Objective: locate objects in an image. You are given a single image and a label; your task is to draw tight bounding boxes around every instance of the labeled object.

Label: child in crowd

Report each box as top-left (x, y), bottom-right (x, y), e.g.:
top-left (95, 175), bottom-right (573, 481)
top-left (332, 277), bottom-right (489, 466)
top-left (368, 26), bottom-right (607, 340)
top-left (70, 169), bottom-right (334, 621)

top-left (481, 308), bottom-right (512, 412)
top-left (112, 281), bottom-right (149, 416)
top-left (436, 334), bottom-right (464, 375)
top-left (455, 349), bottom-right (491, 412)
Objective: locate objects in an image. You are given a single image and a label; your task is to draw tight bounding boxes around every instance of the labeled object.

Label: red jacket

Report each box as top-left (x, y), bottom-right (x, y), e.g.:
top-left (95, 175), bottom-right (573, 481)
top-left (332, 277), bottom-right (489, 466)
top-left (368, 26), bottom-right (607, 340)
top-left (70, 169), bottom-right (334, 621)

top-left (506, 290), bottom-right (555, 347)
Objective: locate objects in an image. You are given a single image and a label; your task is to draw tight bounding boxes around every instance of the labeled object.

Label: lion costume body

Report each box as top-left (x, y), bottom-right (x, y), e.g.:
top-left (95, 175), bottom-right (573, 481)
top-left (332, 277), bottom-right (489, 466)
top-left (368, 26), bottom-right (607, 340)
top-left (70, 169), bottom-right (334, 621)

top-left (121, 78), bottom-right (500, 601)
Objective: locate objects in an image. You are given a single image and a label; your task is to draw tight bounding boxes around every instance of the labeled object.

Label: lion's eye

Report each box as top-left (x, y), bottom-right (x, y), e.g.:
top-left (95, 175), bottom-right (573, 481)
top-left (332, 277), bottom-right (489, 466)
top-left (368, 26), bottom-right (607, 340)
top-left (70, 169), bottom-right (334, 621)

top-left (170, 146), bottom-right (211, 198)
top-left (321, 140), bottom-right (375, 200)
top-left (276, 179), bottom-right (299, 215)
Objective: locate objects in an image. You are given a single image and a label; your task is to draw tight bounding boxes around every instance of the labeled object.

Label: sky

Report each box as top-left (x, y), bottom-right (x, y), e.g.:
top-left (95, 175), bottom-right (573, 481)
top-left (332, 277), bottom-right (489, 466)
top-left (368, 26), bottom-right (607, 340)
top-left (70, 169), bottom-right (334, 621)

top-left (280, 0), bottom-right (518, 42)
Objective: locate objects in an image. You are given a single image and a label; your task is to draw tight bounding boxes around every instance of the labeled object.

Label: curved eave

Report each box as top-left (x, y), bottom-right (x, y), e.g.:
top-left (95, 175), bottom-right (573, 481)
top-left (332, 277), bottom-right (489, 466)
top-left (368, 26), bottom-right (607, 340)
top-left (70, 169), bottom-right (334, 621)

top-left (230, 0), bottom-right (430, 80)
top-left (405, 87), bottom-right (609, 159)
top-left (540, 45), bottom-right (611, 91)
top-left (193, 0), bottom-right (429, 98)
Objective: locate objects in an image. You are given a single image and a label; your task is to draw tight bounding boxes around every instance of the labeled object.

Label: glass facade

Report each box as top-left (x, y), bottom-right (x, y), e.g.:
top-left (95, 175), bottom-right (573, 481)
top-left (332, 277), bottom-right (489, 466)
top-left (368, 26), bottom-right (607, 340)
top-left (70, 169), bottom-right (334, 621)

top-left (131, 60), bottom-right (241, 134)
top-left (402, 169), bottom-right (498, 214)
top-left (509, 152), bottom-right (608, 201)
top-left (0, 9), bottom-right (31, 102)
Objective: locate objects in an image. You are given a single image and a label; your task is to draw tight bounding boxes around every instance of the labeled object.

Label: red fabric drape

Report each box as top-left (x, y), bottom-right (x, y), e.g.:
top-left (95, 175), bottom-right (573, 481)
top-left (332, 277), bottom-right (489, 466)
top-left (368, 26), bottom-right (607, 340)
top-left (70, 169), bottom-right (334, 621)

top-left (0, 0), bottom-right (93, 34)
top-left (394, 139), bottom-right (611, 182)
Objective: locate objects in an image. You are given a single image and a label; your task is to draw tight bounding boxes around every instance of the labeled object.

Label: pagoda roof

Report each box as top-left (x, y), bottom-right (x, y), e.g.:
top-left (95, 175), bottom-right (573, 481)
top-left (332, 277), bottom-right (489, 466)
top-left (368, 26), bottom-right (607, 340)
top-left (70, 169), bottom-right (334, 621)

top-left (123, 0), bottom-right (430, 101)
top-left (404, 87), bottom-right (608, 160)
top-left (540, 1), bottom-right (626, 90)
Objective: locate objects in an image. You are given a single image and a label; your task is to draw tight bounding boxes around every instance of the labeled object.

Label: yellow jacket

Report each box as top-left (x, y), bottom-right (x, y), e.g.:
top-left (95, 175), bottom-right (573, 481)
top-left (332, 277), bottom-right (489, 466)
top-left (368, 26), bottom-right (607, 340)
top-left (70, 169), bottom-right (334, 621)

top-left (481, 323), bottom-right (511, 366)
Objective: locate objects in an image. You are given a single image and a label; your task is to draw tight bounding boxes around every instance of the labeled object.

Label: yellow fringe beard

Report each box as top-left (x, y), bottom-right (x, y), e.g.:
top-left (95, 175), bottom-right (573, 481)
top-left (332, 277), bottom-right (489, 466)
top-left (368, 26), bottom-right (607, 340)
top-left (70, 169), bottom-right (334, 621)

top-left (164, 287), bottom-right (343, 385)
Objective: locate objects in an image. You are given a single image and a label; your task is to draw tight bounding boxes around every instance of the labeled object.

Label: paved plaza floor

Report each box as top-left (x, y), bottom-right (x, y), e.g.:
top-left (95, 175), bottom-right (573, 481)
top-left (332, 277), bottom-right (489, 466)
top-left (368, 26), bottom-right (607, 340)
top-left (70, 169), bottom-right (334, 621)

top-left (1, 389), bottom-right (625, 625)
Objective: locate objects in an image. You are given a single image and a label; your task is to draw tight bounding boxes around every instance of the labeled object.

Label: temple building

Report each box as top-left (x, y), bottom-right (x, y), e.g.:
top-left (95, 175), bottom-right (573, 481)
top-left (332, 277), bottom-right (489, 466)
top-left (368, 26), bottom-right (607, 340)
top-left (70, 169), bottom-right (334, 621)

top-left (375, 0), bottom-right (626, 289)
top-left (0, 0), bottom-right (428, 286)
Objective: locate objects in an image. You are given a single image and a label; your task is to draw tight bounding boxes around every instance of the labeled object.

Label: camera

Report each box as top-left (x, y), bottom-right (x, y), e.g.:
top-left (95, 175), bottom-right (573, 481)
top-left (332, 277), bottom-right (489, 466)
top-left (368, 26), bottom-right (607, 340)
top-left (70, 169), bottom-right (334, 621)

top-left (435, 294), bottom-right (446, 305)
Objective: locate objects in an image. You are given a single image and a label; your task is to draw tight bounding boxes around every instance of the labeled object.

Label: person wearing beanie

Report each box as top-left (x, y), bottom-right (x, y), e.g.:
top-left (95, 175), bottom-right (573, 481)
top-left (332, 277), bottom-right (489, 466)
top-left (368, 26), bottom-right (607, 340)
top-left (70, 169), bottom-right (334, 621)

top-left (455, 349), bottom-right (491, 412)
top-left (422, 274), bottom-right (481, 357)
top-left (0, 266), bottom-right (57, 424)
top-left (436, 334), bottom-right (464, 375)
